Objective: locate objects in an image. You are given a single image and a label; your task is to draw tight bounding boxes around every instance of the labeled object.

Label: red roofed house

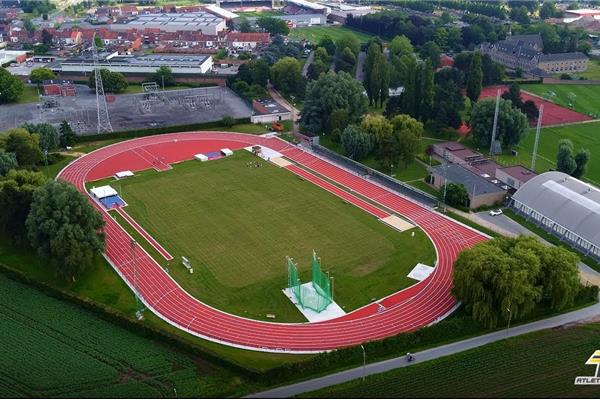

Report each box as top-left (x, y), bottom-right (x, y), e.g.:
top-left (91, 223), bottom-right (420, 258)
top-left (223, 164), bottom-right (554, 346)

top-left (440, 54), bottom-right (454, 68)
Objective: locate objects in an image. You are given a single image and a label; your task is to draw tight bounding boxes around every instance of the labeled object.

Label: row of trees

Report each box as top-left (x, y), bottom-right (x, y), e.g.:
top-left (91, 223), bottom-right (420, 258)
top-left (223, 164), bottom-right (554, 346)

top-left (453, 236), bottom-right (582, 328)
top-left (557, 139), bottom-right (590, 179)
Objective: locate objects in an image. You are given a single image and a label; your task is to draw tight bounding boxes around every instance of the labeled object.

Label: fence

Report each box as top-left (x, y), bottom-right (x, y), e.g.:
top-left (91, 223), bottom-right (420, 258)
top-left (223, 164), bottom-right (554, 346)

top-left (310, 144), bottom-right (438, 207)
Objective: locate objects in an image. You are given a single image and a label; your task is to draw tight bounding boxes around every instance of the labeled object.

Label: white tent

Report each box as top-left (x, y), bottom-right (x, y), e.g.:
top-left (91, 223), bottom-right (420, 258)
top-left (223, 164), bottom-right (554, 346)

top-left (90, 185), bottom-right (118, 199)
top-left (194, 153), bottom-right (209, 162)
top-left (115, 170), bottom-right (134, 179)
top-left (220, 148), bottom-right (233, 157)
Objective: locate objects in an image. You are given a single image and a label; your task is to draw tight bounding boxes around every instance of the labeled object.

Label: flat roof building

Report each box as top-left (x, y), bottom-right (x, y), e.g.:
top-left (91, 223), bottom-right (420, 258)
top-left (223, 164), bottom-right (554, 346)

top-left (60, 53), bottom-right (214, 75)
top-left (250, 98), bottom-right (291, 123)
top-left (110, 12), bottom-right (226, 35)
top-left (511, 171), bottom-right (600, 261)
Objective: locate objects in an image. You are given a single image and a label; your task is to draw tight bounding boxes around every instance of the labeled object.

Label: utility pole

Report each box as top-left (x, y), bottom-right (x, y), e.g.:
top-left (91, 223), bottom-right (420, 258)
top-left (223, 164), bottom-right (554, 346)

top-left (489, 89), bottom-right (501, 157)
top-left (506, 307), bottom-right (512, 337)
top-left (531, 104), bottom-right (544, 171)
top-left (131, 239), bottom-right (143, 320)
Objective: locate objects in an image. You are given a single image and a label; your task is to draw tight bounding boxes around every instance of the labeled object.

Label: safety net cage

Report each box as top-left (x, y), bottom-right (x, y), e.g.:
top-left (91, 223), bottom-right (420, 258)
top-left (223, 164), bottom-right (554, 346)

top-left (286, 251), bottom-right (332, 313)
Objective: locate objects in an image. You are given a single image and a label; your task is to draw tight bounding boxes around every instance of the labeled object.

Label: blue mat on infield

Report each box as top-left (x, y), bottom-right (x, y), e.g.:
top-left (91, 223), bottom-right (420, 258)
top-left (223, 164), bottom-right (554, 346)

top-left (100, 195), bottom-right (125, 209)
top-left (206, 151), bottom-right (222, 160)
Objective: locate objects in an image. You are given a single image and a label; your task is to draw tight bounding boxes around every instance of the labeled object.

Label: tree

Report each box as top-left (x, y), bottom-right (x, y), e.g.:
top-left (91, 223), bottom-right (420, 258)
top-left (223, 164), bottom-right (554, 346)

top-left (577, 41), bottom-right (593, 55)
top-left (0, 149), bottom-right (18, 176)
top-left (453, 236), bottom-right (581, 328)
top-left (88, 69), bottom-right (127, 93)
top-left (387, 59), bottom-right (434, 122)
top-left (0, 67), bottom-right (25, 104)
top-left (26, 181), bottom-right (105, 281)
top-left (360, 114), bottom-right (393, 153)
top-left (335, 34), bottom-right (360, 58)
top-left (501, 82), bottom-right (523, 109)
top-left (470, 98), bottom-right (528, 148)
top-left (390, 35), bottom-right (414, 58)
top-left (307, 60), bottom-right (328, 80)
top-left (522, 100), bottom-right (539, 121)
top-left (29, 67), bottom-right (56, 84)
top-left (327, 109), bottom-right (350, 141)
top-left (239, 17), bottom-right (254, 33)
top-left (0, 169), bottom-right (47, 242)
top-left (364, 43), bottom-right (390, 107)
top-left (341, 125), bottom-right (373, 160)
top-left (313, 47), bottom-right (330, 64)
top-left (442, 183), bottom-right (469, 208)
top-left (556, 139), bottom-right (577, 175)
top-left (433, 79), bottom-right (464, 129)
top-left (466, 52), bottom-right (483, 102)
top-left (256, 16), bottom-right (289, 35)
top-left (221, 115), bottom-right (235, 128)
top-left (318, 35), bottom-right (336, 56)
top-left (59, 120), bottom-right (77, 148)
top-left (22, 122), bottom-right (59, 152)
top-left (336, 47), bottom-right (357, 73)
top-left (148, 66), bottom-right (176, 87)
top-left (300, 71), bottom-right (368, 135)
top-left (41, 29), bottom-right (53, 46)
top-left (270, 57), bottom-right (302, 96)
top-left (540, 1), bottom-right (558, 19)
top-left (3, 128), bottom-right (43, 168)
top-left (572, 148), bottom-right (590, 179)
top-left (510, 5), bottom-right (530, 25)
top-left (249, 59), bottom-right (270, 87)
top-left (389, 114), bottom-right (423, 168)
top-left (419, 41), bottom-right (442, 68)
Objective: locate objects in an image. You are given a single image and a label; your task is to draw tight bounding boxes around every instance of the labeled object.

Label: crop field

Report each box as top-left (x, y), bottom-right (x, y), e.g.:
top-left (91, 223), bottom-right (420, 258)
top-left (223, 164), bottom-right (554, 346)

top-left (104, 151), bottom-right (435, 322)
top-left (0, 274), bottom-right (253, 398)
top-left (304, 323), bottom-right (600, 398)
top-left (289, 26), bottom-right (376, 44)
top-left (485, 121), bottom-right (600, 186)
top-left (523, 84), bottom-right (600, 118)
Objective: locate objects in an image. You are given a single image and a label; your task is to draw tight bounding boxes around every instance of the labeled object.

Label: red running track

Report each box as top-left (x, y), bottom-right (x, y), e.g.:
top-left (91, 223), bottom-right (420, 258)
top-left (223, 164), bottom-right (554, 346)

top-left (58, 132), bottom-right (487, 353)
top-left (114, 207), bottom-right (174, 261)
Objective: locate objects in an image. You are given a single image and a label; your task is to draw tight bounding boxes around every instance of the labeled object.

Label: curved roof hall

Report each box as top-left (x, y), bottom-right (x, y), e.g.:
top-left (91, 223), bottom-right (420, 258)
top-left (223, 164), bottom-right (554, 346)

top-left (512, 171), bottom-right (600, 247)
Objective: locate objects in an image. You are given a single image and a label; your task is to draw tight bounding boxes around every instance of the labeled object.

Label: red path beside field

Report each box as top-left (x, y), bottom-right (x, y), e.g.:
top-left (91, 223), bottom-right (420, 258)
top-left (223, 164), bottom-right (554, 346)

top-left (479, 85), bottom-right (592, 126)
top-left (58, 132), bottom-right (487, 353)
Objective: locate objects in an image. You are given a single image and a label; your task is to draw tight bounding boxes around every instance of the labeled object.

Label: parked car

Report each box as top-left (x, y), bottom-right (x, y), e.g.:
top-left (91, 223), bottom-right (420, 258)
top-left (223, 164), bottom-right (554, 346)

top-left (489, 209), bottom-right (503, 216)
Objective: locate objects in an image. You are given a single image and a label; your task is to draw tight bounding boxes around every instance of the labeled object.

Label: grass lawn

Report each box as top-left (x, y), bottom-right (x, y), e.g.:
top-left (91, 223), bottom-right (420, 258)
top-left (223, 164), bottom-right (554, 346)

top-left (303, 323), bottom-right (600, 398)
top-left (17, 85), bottom-right (41, 104)
top-left (522, 83), bottom-right (600, 117)
top-left (0, 274), bottom-right (252, 398)
top-left (102, 151), bottom-right (435, 322)
top-left (491, 122), bottom-right (600, 186)
top-left (44, 154), bottom-right (76, 178)
top-left (289, 26), bottom-right (376, 44)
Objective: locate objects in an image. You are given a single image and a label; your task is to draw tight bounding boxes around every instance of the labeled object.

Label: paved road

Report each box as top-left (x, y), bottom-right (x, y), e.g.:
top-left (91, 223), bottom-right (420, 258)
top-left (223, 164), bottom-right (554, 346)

top-left (301, 51), bottom-right (314, 78)
top-left (247, 301), bottom-right (600, 398)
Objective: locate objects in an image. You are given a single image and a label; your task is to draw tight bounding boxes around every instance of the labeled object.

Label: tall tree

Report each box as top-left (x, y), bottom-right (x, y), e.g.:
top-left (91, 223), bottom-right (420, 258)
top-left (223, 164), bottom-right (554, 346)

top-left (0, 169), bottom-right (48, 242)
top-left (336, 47), bottom-right (357, 73)
top-left (256, 16), bottom-right (289, 35)
top-left (389, 35), bottom-right (414, 58)
top-left (360, 114), bottom-right (393, 154)
top-left (148, 66), bottom-right (176, 87)
top-left (540, 1), bottom-right (558, 19)
top-left (364, 43), bottom-right (390, 107)
top-left (249, 59), bottom-right (270, 87)
top-left (419, 41), bottom-right (442, 68)
top-left (59, 120), bottom-right (77, 148)
top-left (300, 72), bottom-right (368, 135)
top-left (0, 67), bottom-right (25, 104)
top-left (443, 183), bottom-right (469, 208)
top-left (556, 139), bottom-right (577, 175)
top-left (470, 98), bottom-right (528, 148)
top-left (466, 52), bottom-right (483, 102)
top-left (572, 148), bottom-right (590, 179)
top-left (3, 128), bottom-right (43, 168)
top-left (318, 35), bottom-right (336, 57)
top-left (26, 181), bottom-right (105, 281)
top-left (341, 125), bottom-right (373, 160)
top-left (270, 57), bottom-right (302, 96)
top-left (0, 149), bottom-right (18, 176)
top-left (22, 123), bottom-right (59, 152)
top-left (29, 67), bottom-right (56, 84)
top-left (433, 79), bottom-right (464, 129)
top-left (335, 34), bottom-right (360, 58)
top-left (390, 114), bottom-right (423, 168)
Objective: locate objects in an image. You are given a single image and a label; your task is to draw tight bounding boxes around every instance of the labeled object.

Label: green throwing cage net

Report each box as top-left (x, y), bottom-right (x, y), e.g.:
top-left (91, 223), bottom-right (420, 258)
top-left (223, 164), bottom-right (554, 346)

top-left (286, 251), bottom-right (332, 313)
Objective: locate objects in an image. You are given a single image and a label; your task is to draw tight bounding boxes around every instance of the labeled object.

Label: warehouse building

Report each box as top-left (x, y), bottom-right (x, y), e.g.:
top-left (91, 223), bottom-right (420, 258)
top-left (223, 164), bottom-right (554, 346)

top-left (60, 53), bottom-right (214, 75)
top-left (510, 171), bottom-right (600, 261)
top-left (110, 12), bottom-right (226, 35)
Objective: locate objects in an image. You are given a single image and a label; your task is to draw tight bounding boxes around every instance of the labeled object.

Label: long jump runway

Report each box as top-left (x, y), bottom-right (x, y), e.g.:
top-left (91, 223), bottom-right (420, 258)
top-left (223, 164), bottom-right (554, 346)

top-left (58, 132), bottom-right (487, 353)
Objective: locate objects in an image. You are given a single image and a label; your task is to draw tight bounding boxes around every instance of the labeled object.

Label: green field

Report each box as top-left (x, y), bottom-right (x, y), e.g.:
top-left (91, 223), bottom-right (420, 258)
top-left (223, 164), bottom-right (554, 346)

top-left (289, 26), bottom-right (376, 44)
top-left (522, 84), bottom-right (600, 117)
top-left (0, 273), bottom-right (253, 398)
top-left (304, 323), bottom-right (600, 398)
top-left (104, 151), bottom-right (435, 322)
top-left (478, 121), bottom-right (600, 186)
top-left (567, 58), bottom-right (600, 80)
top-left (17, 85), bottom-right (41, 104)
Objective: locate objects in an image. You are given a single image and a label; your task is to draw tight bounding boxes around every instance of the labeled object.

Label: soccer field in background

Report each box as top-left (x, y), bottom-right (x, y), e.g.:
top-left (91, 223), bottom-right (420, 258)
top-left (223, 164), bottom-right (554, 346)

top-left (103, 151), bottom-right (435, 322)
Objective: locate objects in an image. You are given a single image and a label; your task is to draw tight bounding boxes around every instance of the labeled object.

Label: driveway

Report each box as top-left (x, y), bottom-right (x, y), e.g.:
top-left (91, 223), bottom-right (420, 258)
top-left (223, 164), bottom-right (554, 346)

top-left (355, 50), bottom-right (366, 83)
top-left (301, 51), bottom-right (314, 78)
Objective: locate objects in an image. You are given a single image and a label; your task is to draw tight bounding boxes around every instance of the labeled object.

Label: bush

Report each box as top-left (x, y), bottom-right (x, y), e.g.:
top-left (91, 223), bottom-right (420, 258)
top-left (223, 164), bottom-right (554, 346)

top-left (220, 115), bottom-right (236, 128)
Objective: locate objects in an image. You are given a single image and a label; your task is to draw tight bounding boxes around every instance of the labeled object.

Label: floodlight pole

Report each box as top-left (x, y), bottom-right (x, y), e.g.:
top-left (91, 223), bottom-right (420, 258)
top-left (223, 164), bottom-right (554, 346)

top-left (331, 276), bottom-right (334, 301)
top-left (506, 307), bottom-right (512, 337)
top-left (131, 239), bottom-right (142, 319)
top-left (531, 104), bottom-right (544, 171)
top-left (489, 89), bottom-right (501, 157)
top-left (360, 344), bottom-right (366, 381)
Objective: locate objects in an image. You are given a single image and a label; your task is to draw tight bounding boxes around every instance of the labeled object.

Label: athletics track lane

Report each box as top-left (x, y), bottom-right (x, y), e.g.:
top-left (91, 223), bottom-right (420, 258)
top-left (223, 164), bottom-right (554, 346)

top-left (57, 132), bottom-right (487, 352)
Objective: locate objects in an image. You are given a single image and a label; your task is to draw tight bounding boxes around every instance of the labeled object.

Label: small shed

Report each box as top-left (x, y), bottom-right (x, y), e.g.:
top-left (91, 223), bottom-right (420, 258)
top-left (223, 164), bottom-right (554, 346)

top-left (115, 170), bottom-right (134, 179)
top-left (194, 153), bottom-right (209, 162)
top-left (90, 185), bottom-right (117, 200)
top-left (220, 148), bottom-right (233, 157)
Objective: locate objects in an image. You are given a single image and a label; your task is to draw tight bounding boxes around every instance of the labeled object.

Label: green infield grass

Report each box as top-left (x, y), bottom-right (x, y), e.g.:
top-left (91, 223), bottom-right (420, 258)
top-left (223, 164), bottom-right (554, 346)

top-left (289, 26), bottom-right (376, 44)
top-left (99, 151), bottom-right (435, 322)
top-left (522, 83), bottom-right (600, 117)
top-left (0, 273), bottom-right (254, 398)
top-left (303, 323), bottom-right (600, 398)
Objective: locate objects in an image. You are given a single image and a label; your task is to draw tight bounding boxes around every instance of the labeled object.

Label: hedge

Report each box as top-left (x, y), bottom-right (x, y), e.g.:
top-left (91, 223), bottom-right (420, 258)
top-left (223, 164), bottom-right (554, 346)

top-left (74, 117), bottom-right (251, 144)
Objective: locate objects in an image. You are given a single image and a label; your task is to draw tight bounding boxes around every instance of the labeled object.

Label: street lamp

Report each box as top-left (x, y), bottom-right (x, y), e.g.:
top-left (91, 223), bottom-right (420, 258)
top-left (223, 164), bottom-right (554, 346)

top-left (506, 307), bottom-right (512, 337)
top-left (360, 344), bottom-right (366, 381)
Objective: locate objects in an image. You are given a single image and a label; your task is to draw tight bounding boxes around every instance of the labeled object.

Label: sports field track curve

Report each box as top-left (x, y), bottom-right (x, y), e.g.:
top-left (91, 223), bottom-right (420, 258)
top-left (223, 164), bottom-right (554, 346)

top-left (57, 132), bottom-right (487, 353)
